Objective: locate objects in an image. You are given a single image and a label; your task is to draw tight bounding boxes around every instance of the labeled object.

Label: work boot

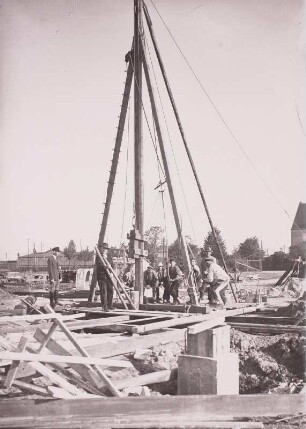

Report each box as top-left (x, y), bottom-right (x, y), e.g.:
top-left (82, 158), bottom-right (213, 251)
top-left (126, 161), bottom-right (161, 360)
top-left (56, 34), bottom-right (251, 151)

top-left (54, 291), bottom-right (62, 306)
top-left (49, 292), bottom-right (55, 309)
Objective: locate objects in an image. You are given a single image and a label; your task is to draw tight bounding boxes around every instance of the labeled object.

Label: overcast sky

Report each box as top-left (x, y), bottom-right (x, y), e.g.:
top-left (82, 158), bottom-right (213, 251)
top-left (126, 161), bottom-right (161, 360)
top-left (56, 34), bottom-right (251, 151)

top-left (0, 0), bottom-right (305, 259)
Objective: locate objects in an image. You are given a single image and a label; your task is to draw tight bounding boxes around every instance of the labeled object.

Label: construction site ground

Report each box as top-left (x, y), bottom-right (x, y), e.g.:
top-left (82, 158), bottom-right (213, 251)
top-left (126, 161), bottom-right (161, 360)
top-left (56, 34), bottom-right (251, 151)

top-left (0, 270), bottom-right (305, 427)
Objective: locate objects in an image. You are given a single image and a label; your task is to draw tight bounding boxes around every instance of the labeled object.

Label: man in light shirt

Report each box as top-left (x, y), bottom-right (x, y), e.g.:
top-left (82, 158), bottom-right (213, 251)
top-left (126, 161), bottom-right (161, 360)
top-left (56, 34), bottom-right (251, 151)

top-left (204, 256), bottom-right (229, 306)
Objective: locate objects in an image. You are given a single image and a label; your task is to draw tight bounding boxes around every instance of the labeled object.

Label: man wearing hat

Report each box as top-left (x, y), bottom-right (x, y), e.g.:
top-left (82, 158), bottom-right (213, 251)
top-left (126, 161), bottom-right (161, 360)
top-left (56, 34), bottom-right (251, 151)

top-left (143, 265), bottom-right (158, 303)
top-left (122, 261), bottom-right (135, 290)
top-left (156, 261), bottom-right (170, 303)
top-left (47, 247), bottom-right (62, 308)
top-left (168, 259), bottom-right (183, 305)
top-left (96, 243), bottom-right (114, 312)
top-left (203, 256), bottom-right (229, 306)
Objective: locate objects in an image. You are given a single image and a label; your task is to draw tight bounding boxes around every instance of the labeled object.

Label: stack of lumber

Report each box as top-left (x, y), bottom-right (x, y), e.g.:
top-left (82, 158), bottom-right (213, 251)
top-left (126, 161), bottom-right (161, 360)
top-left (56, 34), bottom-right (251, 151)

top-left (0, 303), bottom-right (261, 401)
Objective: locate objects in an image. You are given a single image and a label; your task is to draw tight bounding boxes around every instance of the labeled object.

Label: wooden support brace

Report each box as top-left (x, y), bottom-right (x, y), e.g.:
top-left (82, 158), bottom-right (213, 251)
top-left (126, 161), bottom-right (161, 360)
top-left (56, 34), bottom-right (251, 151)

top-left (4, 336), bottom-right (28, 388)
top-left (44, 305), bottom-right (123, 397)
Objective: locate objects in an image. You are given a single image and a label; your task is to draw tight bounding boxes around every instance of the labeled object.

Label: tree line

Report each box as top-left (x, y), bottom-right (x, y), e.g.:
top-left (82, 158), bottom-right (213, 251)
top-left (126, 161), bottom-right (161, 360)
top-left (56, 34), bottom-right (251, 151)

top-left (144, 226), bottom-right (306, 272)
top-left (63, 227), bottom-right (305, 272)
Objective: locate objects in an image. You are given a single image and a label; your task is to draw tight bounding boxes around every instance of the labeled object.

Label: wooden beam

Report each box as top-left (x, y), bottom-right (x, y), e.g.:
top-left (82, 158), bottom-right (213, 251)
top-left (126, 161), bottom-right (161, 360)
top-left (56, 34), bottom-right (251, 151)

top-left (0, 395), bottom-right (303, 428)
top-left (67, 315), bottom-right (130, 330)
top-left (0, 351), bottom-right (132, 368)
top-left (228, 322), bottom-right (306, 334)
top-left (55, 316), bottom-right (123, 397)
top-left (114, 369), bottom-right (177, 390)
top-left (0, 375), bottom-right (49, 396)
top-left (4, 336), bottom-right (28, 388)
top-left (0, 312), bottom-right (85, 323)
top-left (187, 317), bottom-right (226, 335)
top-left (85, 328), bottom-right (187, 358)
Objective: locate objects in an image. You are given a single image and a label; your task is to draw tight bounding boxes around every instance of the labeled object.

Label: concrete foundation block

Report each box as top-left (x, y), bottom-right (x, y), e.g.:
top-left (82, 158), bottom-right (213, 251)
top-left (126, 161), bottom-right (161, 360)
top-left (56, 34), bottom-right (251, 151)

top-left (187, 325), bottom-right (231, 358)
top-left (177, 353), bottom-right (239, 395)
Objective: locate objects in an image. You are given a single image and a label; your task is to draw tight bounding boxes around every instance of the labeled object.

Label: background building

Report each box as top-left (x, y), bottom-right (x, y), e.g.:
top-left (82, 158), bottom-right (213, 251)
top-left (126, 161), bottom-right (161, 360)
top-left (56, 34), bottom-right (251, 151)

top-left (17, 250), bottom-right (95, 272)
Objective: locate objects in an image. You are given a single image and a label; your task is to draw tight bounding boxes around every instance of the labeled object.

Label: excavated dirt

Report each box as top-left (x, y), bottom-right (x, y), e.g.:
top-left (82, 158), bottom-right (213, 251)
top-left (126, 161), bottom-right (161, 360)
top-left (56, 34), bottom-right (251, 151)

top-left (231, 329), bottom-right (305, 394)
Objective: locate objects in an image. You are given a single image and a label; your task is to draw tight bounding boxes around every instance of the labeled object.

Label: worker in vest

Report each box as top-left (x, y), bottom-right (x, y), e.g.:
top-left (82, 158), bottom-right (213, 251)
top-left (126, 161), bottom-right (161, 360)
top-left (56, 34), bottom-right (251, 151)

top-left (144, 265), bottom-right (159, 303)
top-left (47, 246), bottom-right (62, 308)
top-left (96, 243), bottom-right (114, 312)
top-left (168, 259), bottom-right (183, 305)
top-left (203, 256), bottom-right (229, 306)
top-left (156, 261), bottom-right (169, 303)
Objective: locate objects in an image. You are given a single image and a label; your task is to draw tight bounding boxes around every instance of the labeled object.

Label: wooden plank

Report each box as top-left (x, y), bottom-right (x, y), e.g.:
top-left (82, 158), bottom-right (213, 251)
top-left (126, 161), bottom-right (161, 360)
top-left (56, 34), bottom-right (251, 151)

top-left (0, 312), bottom-right (86, 323)
top-left (85, 329), bottom-right (187, 358)
top-left (0, 375), bottom-right (49, 396)
top-left (75, 306), bottom-right (182, 318)
top-left (53, 311), bottom-right (123, 397)
top-left (185, 307), bottom-right (259, 335)
top-left (4, 336), bottom-right (28, 387)
top-left (67, 315), bottom-right (130, 330)
top-left (0, 395), bottom-right (303, 428)
top-left (138, 303), bottom-right (207, 314)
top-left (0, 351), bottom-right (132, 368)
top-left (114, 369), bottom-right (177, 390)
top-left (225, 315), bottom-right (299, 325)
top-left (46, 365), bottom-right (104, 396)
top-left (47, 386), bottom-right (101, 399)
top-left (137, 314), bottom-right (209, 334)
top-left (187, 317), bottom-right (226, 335)
top-left (228, 322), bottom-right (306, 334)
top-left (26, 361), bottom-right (85, 396)
top-left (33, 328), bottom-right (104, 389)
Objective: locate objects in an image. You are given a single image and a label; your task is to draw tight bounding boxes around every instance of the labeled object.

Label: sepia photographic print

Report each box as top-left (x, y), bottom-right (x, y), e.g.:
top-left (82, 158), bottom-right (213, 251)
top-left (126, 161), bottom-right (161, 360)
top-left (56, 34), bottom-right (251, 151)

top-left (0, 0), bottom-right (305, 427)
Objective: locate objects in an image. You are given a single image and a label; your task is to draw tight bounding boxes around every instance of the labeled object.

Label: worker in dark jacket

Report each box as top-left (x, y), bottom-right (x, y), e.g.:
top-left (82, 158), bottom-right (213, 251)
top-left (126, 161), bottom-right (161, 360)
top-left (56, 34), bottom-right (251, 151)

top-left (168, 259), bottom-right (183, 305)
top-left (144, 265), bottom-right (159, 303)
top-left (96, 243), bottom-right (114, 312)
top-left (47, 246), bottom-right (62, 308)
top-left (157, 261), bottom-right (170, 303)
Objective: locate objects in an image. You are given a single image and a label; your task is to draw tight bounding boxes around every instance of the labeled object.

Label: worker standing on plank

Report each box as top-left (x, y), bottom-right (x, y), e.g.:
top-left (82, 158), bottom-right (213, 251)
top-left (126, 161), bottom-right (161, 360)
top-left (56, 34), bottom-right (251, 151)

top-left (156, 261), bottom-right (169, 303)
top-left (47, 246), bottom-right (62, 309)
top-left (96, 243), bottom-right (114, 312)
top-left (191, 258), bottom-right (202, 291)
top-left (203, 256), bottom-right (229, 306)
top-left (168, 259), bottom-right (183, 305)
top-left (200, 247), bottom-right (216, 302)
top-left (144, 265), bottom-right (159, 303)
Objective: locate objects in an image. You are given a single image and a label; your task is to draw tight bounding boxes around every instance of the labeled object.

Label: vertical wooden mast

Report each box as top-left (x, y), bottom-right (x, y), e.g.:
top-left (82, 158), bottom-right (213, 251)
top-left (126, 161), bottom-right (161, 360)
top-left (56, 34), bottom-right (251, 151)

top-left (134, 0), bottom-right (144, 303)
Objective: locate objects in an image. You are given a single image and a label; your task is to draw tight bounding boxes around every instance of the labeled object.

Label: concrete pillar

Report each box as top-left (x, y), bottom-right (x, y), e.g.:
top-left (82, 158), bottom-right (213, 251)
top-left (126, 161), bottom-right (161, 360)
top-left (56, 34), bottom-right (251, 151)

top-left (177, 354), bottom-right (239, 395)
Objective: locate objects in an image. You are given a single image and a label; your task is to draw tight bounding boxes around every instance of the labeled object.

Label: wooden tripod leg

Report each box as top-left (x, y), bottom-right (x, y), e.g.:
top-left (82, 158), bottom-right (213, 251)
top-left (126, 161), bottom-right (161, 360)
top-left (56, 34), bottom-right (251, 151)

top-left (89, 58), bottom-right (134, 303)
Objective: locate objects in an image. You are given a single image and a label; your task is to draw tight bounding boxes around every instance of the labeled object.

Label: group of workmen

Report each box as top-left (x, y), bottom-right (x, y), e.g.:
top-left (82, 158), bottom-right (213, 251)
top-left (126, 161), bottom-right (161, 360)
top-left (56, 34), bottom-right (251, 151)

top-left (47, 243), bottom-right (230, 311)
top-left (96, 243), bottom-right (230, 311)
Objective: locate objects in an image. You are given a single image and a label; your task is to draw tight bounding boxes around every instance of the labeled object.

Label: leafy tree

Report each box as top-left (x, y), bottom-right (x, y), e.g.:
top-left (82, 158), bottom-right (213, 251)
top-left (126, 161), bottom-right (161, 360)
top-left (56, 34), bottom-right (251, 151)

top-left (289, 241), bottom-right (306, 260)
top-left (262, 251), bottom-right (291, 271)
top-left (237, 237), bottom-right (264, 259)
top-left (77, 247), bottom-right (94, 267)
top-left (144, 226), bottom-right (164, 266)
top-left (63, 240), bottom-right (77, 268)
top-left (168, 237), bottom-right (199, 272)
top-left (203, 227), bottom-right (228, 261)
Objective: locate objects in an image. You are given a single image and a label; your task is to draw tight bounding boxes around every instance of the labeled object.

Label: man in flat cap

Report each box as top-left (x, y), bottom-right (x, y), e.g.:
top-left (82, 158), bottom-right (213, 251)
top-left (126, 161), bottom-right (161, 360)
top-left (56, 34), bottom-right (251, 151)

top-left (144, 265), bottom-right (158, 303)
top-left (47, 247), bottom-right (62, 308)
top-left (96, 243), bottom-right (114, 312)
top-left (203, 256), bottom-right (229, 306)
